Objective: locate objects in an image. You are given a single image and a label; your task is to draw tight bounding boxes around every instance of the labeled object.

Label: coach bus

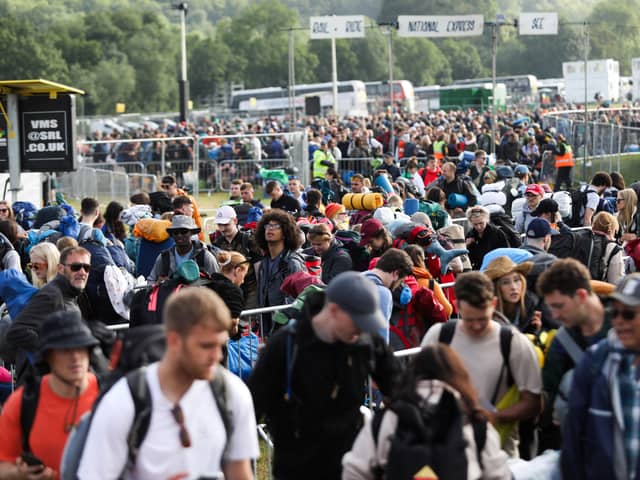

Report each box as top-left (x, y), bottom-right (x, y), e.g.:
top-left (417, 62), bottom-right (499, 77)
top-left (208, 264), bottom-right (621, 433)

top-left (365, 80), bottom-right (415, 113)
top-left (230, 80), bottom-right (368, 117)
top-left (453, 75), bottom-right (538, 103)
top-left (414, 85), bottom-right (441, 112)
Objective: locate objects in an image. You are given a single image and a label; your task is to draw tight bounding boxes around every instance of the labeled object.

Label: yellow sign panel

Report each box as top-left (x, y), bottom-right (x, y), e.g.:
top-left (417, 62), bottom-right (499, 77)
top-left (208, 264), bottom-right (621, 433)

top-left (116, 103), bottom-right (126, 113)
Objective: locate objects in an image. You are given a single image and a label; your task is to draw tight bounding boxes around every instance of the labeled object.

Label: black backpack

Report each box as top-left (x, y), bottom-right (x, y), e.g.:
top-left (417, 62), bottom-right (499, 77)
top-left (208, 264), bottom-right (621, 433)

top-left (334, 229), bottom-right (370, 272)
top-left (490, 211), bottom-right (522, 248)
top-left (371, 390), bottom-right (487, 480)
top-left (549, 229), bottom-right (621, 281)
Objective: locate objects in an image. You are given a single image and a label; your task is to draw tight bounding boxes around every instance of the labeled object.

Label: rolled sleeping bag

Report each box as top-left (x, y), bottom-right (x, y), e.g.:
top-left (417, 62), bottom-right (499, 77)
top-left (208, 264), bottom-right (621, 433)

top-left (404, 198), bottom-right (419, 216)
top-left (342, 193), bottom-right (384, 211)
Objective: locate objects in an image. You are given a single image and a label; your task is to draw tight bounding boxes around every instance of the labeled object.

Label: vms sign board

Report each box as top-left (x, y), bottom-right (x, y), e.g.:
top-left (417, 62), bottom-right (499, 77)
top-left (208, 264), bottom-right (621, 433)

top-left (20, 95), bottom-right (77, 172)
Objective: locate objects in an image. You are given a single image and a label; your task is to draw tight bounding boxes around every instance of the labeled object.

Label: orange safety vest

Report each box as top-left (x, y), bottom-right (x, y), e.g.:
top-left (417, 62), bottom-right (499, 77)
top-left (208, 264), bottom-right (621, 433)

top-left (555, 143), bottom-right (574, 168)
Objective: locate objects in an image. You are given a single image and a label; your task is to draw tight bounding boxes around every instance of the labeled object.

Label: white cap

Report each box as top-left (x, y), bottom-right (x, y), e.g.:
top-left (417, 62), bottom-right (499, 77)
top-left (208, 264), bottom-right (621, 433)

top-left (214, 206), bottom-right (237, 224)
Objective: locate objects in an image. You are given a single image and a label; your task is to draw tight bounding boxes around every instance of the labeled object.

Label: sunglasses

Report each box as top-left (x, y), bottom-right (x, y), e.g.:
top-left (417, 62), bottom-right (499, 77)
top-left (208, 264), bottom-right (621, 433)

top-left (65, 263), bottom-right (91, 273)
top-left (27, 262), bottom-right (47, 271)
top-left (264, 224), bottom-right (282, 230)
top-left (169, 229), bottom-right (191, 236)
top-left (160, 184), bottom-right (173, 190)
top-left (616, 198), bottom-right (624, 203)
top-left (0, 208), bottom-right (9, 214)
top-left (171, 404), bottom-right (192, 448)
top-left (611, 307), bottom-right (638, 321)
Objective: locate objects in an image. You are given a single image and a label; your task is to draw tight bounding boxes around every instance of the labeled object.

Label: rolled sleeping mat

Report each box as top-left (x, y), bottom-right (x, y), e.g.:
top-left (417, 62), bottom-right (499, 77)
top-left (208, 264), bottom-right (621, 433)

top-left (447, 193), bottom-right (468, 209)
top-left (342, 193), bottom-right (384, 211)
top-left (374, 174), bottom-right (394, 194)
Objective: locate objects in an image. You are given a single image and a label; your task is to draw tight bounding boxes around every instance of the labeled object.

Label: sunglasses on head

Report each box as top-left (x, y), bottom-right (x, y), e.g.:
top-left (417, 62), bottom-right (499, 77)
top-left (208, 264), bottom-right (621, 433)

top-left (610, 306), bottom-right (638, 321)
top-left (65, 263), bottom-right (91, 273)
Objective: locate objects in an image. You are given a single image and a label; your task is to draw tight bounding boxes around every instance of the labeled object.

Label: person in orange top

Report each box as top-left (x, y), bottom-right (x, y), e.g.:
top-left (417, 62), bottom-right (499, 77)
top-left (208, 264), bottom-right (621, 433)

top-left (404, 244), bottom-right (453, 318)
top-left (159, 175), bottom-right (204, 241)
top-left (0, 311), bottom-right (100, 480)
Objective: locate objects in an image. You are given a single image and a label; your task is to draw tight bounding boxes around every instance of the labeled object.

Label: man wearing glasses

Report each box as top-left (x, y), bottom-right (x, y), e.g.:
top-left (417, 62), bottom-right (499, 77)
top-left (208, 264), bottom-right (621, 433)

top-left (5, 247), bottom-right (93, 384)
top-left (147, 215), bottom-right (219, 283)
top-left (561, 273), bottom-right (640, 480)
top-left (79, 287), bottom-right (259, 480)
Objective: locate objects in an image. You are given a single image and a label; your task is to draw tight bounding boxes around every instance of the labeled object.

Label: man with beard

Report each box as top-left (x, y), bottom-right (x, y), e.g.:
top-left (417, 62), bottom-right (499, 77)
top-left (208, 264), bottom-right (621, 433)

top-left (78, 287), bottom-right (259, 480)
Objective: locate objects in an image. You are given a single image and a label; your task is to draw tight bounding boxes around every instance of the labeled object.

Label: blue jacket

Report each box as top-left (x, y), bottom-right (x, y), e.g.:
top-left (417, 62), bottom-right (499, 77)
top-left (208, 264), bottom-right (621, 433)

top-left (561, 330), bottom-right (635, 480)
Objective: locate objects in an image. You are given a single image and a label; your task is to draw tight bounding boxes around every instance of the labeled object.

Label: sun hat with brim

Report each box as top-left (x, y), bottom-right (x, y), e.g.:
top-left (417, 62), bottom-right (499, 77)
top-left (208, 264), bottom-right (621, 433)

top-left (484, 256), bottom-right (534, 281)
top-left (608, 273), bottom-right (640, 307)
top-left (38, 310), bottom-right (99, 359)
top-left (166, 214), bottom-right (201, 233)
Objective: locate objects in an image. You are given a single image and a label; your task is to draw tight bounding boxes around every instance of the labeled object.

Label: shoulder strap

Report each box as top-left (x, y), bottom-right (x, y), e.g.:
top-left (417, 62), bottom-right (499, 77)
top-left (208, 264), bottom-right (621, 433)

top-left (284, 320), bottom-right (299, 403)
top-left (470, 417), bottom-right (487, 470)
top-left (499, 326), bottom-right (513, 385)
top-left (160, 250), bottom-right (171, 278)
top-left (438, 320), bottom-right (457, 345)
top-left (428, 279), bottom-right (435, 291)
top-left (193, 246), bottom-right (206, 268)
top-left (210, 367), bottom-right (233, 463)
top-left (489, 326), bottom-right (513, 405)
top-left (77, 225), bottom-right (92, 243)
top-left (124, 368), bottom-right (153, 470)
top-left (20, 377), bottom-right (42, 454)
top-left (554, 327), bottom-right (584, 365)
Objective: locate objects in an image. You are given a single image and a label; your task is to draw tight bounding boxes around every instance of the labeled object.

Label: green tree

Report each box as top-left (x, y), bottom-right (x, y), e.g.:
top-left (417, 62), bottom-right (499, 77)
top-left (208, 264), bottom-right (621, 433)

top-left (393, 37), bottom-right (450, 86)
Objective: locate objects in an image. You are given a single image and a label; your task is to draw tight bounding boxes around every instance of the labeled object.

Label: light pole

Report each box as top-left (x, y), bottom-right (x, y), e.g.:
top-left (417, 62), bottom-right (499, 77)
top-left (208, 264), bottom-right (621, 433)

top-left (583, 22), bottom-right (589, 181)
top-left (174, 2), bottom-right (189, 123)
top-left (288, 29), bottom-right (296, 126)
top-left (381, 24), bottom-right (395, 155)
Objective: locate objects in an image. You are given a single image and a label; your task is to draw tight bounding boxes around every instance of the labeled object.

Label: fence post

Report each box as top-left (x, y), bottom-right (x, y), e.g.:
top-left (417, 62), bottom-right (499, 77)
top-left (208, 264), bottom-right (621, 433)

top-left (161, 141), bottom-right (166, 177)
top-left (193, 138), bottom-right (200, 198)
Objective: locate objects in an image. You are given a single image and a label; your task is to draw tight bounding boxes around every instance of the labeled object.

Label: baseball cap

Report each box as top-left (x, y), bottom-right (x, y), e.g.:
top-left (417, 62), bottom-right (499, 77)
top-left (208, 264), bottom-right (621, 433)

top-left (214, 206), bottom-right (237, 224)
top-left (359, 218), bottom-right (384, 246)
top-left (609, 273), bottom-right (640, 307)
top-left (326, 272), bottom-right (386, 334)
top-left (532, 198), bottom-right (559, 217)
top-left (525, 184), bottom-right (545, 197)
top-left (526, 218), bottom-right (552, 239)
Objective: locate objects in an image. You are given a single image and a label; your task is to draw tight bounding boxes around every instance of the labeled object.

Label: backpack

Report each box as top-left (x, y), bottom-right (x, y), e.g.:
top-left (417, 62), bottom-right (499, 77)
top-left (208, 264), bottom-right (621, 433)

top-left (490, 211), bottom-right (522, 248)
top-left (567, 187), bottom-right (604, 227)
top-left (33, 205), bottom-right (66, 229)
top-left (159, 246), bottom-right (207, 278)
top-left (334, 229), bottom-right (370, 272)
top-left (60, 361), bottom-right (232, 479)
top-left (549, 229), bottom-right (621, 281)
top-left (418, 200), bottom-right (448, 230)
top-left (12, 201), bottom-right (37, 231)
top-left (552, 327), bottom-right (584, 428)
top-left (370, 389), bottom-right (487, 480)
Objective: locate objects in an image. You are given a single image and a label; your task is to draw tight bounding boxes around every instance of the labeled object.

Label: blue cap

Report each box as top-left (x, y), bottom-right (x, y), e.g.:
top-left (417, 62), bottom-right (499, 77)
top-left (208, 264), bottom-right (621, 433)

top-left (526, 218), bottom-right (552, 239)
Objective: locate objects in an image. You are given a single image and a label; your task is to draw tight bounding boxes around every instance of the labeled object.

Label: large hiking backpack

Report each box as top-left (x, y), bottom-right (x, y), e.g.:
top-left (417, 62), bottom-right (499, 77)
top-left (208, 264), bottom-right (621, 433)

top-left (334, 229), bottom-right (370, 272)
top-left (370, 389), bottom-right (487, 480)
top-left (549, 229), bottom-right (621, 281)
top-left (418, 200), bottom-right (448, 230)
top-left (490, 211), bottom-right (522, 248)
top-left (79, 238), bottom-right (125, 325)
top-left (567, 187), bottom-right (606, 227)
top-left (12, 201), bottom-right (37, 231)
top-left (58, 325), bottom-right (233, 480)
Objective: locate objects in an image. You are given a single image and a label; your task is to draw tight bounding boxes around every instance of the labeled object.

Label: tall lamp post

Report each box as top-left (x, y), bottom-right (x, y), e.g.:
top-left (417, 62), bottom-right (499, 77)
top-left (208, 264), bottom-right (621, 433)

top-left (380, 24), bottom-right (395, 155)
top-left (174, 2), bottom-right (189, 122)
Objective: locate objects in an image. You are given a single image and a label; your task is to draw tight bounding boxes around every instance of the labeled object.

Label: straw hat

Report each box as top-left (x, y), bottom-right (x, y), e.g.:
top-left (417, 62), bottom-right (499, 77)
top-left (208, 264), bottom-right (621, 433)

top-left (484, 256), bottom-right (533, 281)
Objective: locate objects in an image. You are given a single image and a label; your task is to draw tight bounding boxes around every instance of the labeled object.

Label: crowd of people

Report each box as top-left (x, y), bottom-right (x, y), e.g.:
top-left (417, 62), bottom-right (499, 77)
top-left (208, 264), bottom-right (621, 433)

top-left (0, 111), bottom-right (639, 480)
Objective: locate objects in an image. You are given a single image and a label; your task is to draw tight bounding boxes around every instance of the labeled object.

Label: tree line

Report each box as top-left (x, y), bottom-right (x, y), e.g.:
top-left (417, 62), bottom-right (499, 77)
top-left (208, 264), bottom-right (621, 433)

top-left (0, 0), bottom-right (637, 115)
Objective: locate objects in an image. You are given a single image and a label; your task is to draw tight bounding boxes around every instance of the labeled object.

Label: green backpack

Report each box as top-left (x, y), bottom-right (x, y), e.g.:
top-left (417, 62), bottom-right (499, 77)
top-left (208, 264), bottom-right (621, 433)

top-left (418, 200), bottom-right (448, 230)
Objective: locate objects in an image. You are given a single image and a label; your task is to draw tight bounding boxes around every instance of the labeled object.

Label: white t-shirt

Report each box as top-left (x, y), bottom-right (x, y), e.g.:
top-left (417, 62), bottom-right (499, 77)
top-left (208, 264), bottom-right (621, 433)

top-left (78, 363), bottom-right (259, 480)
top-left (582, 185), bottom-right (600, 219)
top-left (421, 321), bottom-right (541, 406)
